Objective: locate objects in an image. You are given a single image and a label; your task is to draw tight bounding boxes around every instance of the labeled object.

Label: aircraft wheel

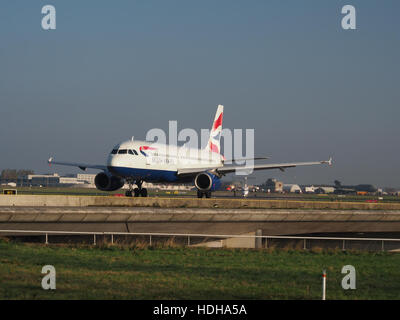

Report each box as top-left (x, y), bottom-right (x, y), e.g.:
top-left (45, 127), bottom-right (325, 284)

top-left (140, 188), bottom-right (148, 197)
top-left (125, 190), bottom-right (133, 197)
top-left (133, 188), bottom-right (140, 197)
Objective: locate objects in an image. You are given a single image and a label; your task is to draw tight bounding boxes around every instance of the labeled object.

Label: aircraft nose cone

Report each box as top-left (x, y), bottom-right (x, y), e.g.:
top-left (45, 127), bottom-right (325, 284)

top-left (107, 155), bottom-right (122, 176)
top-left (107, 155), bottom-right (118, 168)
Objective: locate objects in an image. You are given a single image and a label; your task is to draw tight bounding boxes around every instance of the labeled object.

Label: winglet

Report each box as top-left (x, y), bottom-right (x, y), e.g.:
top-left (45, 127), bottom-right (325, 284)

top-left (322, 157), bottom-right (333, 166)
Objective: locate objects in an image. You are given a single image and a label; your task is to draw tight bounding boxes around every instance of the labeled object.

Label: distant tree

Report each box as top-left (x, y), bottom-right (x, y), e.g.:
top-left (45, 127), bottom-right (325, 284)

top-left (334, 180), bottom-right (342, 187)
top-left (1, 169), bottom-right (34, 180)
top-left (17, 169), bottom-right (34, 177)
top-left (1, 169), bottom-right (17, 180)
top-left (384, 187), bottom-right (397, 194)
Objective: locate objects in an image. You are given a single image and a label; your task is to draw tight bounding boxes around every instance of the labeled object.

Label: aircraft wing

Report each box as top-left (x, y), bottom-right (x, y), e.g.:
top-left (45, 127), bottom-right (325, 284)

top-left (177, 158), bottom-right (332, 177)
top-left (217, 158), bottom-right (332, 175)
top-left (47, 157), bottom-right (107, 171)
top-left (223, 156), bottom-right (269, 162)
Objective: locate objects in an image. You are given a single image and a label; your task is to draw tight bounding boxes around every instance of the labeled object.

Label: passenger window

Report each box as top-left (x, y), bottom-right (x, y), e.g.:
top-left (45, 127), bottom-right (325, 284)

top-left (118, 149), bottom-right (127, 154)
top-left (111, 149), bottom-right (118, 154)
top-left (133, 149), bottom-right (138, 155)
top-left (128, 150), bottom-right (134, 155)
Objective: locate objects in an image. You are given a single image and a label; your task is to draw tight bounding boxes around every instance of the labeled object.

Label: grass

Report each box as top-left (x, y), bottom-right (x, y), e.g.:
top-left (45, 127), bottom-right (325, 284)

top-left (0, 239), bottom-right (399, 300)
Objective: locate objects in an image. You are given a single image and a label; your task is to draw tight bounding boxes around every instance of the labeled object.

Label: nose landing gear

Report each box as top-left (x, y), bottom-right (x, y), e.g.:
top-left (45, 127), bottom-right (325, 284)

top-left (197, 190), bottom-right (212, 198)
top-left (125, 179), bottom-right (148, 197)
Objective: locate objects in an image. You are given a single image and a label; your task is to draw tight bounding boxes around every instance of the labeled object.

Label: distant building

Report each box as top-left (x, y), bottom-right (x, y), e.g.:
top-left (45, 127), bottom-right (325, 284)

top-left (334, 181), bottom-right (378, 194)
top-left (59, 177), bottom-right (85, 185)
top-left (2, 182), bottom-right (16, 187)
top-left (25, 173), bottom-right (90, 187)
top-left (264, 178), bottom-right (283, 193)
top-left (283, 184), bottom-right (302, 194)
top-left (27, 173), bottom-right (60, 187)
top-left (314, 186), bottom-right (335, 194)
top-left (76, 174), bottom-right (97, 186)
top-left (303, 185), bottom-right (315, 193)
top-left (20, 172), bottom-right (194, 191)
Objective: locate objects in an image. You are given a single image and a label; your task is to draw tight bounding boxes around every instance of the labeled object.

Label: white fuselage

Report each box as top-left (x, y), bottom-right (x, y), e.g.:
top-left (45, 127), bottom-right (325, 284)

top-left (107, 139), bottom-right (223, 182)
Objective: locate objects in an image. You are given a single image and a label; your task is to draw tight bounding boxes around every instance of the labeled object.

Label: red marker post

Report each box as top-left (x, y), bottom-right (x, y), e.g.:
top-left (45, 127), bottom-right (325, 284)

top-left (322, 270), bottom-right (327, 300)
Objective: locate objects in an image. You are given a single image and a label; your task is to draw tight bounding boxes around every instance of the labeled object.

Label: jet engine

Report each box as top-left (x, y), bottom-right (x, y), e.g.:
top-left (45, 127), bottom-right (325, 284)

top-left (194, 172), bottom-right (221, 192)
top-left (94, 172), bottom-right (124, 191)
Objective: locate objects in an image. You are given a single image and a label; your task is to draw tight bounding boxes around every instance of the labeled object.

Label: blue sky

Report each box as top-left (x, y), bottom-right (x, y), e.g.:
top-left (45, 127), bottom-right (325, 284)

top-left (0, 1), bottom-right (399, 187)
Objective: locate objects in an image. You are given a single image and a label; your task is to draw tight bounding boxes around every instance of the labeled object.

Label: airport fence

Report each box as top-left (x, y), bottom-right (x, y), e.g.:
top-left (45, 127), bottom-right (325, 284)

top-left (1, 229), bottom-right (400, 251)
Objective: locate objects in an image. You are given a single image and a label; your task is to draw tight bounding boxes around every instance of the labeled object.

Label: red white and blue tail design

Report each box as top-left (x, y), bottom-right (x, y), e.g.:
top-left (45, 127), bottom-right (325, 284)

top-left (139, 146), bottom-right (157, 157)
top-left (205, 105), bottom-right (223, 154)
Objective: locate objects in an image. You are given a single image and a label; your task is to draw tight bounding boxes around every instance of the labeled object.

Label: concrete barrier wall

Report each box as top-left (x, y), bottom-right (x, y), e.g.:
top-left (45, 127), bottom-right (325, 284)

top-left (2, 206), bottom-right (400, 236)
top-left (1, 207), bottom-right (400, 223)
top-left (190, 231), bottom-right (259, 249)
top-left (1, 194), bottom-right (400, 210)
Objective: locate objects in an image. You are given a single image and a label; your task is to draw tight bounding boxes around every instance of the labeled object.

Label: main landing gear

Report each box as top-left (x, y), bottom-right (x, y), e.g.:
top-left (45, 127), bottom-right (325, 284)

top-left (197, 190), bottom-right (212, 198)
top-left (125, 179), bottom-right (148, 197)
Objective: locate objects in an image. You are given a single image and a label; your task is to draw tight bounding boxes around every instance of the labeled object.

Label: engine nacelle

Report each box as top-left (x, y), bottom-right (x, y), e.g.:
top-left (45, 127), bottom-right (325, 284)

top-left (194, 172), bottom-right (221, 192)
top-left (94, 172), bottom-right (124, 191)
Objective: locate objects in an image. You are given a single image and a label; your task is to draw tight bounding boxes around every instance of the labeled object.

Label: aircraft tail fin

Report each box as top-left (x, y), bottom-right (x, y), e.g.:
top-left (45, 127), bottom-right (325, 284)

top-left (204, 105), bottom-right (224, 154)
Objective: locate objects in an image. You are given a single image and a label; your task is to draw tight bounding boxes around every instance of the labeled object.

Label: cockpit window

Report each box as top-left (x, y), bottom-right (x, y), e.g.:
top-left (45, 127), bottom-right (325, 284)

top-left (128, 149), bottom-right (139, 155)
top-left (111, 149), bottom-right (118, 154)
top-left (118, 149), bottom-right (128, 154)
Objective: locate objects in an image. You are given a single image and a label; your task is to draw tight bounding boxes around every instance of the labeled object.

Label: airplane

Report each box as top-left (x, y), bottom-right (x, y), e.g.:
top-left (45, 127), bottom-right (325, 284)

top-left (333, 180), bottom-right (377, 195)
top-left (48, 105), bottom-right (332, 198)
